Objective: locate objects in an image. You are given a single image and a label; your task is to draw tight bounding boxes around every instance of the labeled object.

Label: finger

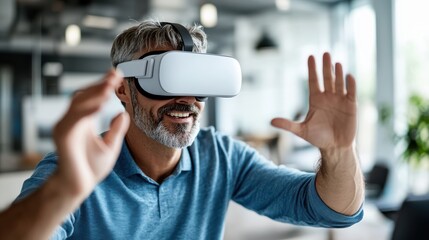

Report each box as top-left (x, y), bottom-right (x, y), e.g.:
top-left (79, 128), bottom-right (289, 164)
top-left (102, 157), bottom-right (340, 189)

top-left (103, 112), bottom-right (130, 151)
top-left (335, 62), bottom-right (345, 95)
top-left (322, 52), bottom-right (334, 93)
top-left (308, 55), bottom-right (321, 95)
top-left (74, 69), bottom-right (122, 102)
top-left (346, 74), bottom-right (357, 101)
top-left (69, 70), bottom-right (123, 118)
top-left (56, 69), bottom-right (123, 135)
top-left (271, 117), bottom-right (302, 136)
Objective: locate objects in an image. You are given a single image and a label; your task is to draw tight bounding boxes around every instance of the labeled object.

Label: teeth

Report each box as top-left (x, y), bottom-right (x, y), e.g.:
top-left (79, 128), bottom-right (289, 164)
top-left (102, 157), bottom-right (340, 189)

top-left (167, 112), bottom-right (190, 118)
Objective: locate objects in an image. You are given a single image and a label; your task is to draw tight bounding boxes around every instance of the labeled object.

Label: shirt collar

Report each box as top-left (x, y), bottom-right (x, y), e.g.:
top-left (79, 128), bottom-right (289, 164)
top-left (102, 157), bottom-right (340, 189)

top-left (172, 145), bottom-right (192, 176)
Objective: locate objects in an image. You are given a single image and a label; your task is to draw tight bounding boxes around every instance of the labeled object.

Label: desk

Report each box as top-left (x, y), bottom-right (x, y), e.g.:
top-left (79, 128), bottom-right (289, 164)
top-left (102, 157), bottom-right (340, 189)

top-left (331, 203), bottom-right (394, 240)
top-left (0, 152), bottom-right (40, 173)
top-left (224, 201), bottom-right (394, 240)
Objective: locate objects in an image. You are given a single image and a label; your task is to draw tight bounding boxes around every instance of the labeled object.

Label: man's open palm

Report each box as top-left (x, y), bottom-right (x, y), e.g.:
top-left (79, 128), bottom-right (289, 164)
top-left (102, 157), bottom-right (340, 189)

top-left (271, 52), bottom-right (357, 150)
top-left (53, 70), bottom-right (130, 198)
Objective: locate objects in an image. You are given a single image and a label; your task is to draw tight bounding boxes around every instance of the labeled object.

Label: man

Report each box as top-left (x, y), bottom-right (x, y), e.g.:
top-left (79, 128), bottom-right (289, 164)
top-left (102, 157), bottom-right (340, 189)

top-left (0, 20), bottom-right (364, 239)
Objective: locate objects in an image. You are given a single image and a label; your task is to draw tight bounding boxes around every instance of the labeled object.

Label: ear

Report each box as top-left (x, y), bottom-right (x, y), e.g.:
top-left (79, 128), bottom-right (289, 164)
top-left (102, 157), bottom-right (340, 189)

top-left (115, 78), bottom-right (131, 105)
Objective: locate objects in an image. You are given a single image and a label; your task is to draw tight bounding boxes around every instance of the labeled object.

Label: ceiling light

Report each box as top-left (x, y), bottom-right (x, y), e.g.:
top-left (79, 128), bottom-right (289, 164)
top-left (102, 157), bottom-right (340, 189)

top-left (255, 32), bottom-right (277, 51)
top-left (276, 0), bottom-right (291, 11)
top-left (82, 15), bottom-right (117, 29)
top-left (200, 3), bottom-right (218, 28)
top-left (65, 24), bottom-right (81, 46)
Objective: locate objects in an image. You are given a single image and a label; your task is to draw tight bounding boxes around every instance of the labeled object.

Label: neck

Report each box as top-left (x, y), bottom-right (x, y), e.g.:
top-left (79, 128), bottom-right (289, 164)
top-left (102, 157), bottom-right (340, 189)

top-left (125, 124), bottom-right (182, 183)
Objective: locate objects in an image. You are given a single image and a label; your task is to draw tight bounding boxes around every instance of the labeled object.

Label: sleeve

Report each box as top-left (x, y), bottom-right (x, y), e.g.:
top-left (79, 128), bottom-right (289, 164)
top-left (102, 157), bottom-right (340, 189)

top-left (14, 152), bottom-right (78, 239)
top-left (230, 141), bottom-right (363, 228)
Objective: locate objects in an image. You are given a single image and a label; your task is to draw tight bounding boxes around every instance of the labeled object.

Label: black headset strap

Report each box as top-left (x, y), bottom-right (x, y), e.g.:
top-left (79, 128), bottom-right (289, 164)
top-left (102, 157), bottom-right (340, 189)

top-left (160, 22), bottom-right (194, 52)
top-left (133, 78), bottom-right (207, 102)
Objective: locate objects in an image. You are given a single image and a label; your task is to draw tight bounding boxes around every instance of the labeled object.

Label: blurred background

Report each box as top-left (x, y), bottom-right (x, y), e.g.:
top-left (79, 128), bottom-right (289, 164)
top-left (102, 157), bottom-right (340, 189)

top-left (1, 0), bottom-right (429, 239)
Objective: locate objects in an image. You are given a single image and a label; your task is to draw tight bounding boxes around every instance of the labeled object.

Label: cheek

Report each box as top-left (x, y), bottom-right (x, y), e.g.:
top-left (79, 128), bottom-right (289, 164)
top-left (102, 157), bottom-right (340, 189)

top-left (151, 107), bottom-right (161, 120)
top-left (133, 96), bottom-right (155, 117)
top-left (144, 102), bottom-right (166, 120)
top-left (143, 105), bottom-right (159, 120)
top-left (198, 102), bottom-right (206, 112)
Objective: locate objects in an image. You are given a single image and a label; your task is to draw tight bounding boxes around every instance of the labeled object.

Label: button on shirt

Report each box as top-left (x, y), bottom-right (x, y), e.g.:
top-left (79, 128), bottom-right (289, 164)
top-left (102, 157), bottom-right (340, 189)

top-left (16, 127), bottom-right (363, 240)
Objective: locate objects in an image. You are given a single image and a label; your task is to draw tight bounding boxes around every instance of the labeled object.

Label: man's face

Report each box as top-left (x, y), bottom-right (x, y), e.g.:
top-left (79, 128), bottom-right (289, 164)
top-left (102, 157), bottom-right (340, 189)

top-left (128, 47), bottom-right (205, 148)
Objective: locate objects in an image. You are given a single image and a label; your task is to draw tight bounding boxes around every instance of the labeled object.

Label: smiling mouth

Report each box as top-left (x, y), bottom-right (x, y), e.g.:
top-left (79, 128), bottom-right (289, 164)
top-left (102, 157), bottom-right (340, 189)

top-left (166, 111), bottom-right (192, 118)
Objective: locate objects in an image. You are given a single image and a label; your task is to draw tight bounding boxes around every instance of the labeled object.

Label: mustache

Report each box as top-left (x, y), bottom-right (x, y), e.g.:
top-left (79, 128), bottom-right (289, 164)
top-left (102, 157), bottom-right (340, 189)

top-left (158, 103), bottom-right (200, 118)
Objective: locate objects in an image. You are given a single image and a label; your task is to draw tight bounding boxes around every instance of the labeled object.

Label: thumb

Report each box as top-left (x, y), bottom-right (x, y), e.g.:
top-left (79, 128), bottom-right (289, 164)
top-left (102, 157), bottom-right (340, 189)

top-left (271, 117), bottom-right (302, 136)
top-left (103, 112), bottom-right (130, 151)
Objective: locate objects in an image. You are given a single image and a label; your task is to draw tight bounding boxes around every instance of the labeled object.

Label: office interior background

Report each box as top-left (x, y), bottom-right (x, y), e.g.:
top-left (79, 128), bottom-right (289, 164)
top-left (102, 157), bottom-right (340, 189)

top-left (1, 0), bottom-right (428, 239)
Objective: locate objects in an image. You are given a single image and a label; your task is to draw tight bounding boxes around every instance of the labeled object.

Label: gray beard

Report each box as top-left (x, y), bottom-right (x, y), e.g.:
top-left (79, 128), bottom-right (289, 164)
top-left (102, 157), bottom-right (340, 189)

top-left (133, 102), bottom-right (200, 149)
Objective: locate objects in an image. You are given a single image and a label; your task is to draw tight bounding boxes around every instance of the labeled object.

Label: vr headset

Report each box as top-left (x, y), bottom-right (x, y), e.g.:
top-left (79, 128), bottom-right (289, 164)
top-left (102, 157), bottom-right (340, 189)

top-left (116, 22), bottom-right (242, 102)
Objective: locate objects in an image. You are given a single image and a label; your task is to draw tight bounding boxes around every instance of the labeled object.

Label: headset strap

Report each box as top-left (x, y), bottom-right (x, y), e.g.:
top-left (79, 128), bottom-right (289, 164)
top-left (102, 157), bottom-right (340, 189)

top-left (160, 22), bottom-right (194, 52)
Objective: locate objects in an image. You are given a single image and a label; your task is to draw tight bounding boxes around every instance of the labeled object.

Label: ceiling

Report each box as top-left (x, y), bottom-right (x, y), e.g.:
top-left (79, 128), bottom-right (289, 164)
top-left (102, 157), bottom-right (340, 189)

top-left (0, 0), bottom-right (349, 55)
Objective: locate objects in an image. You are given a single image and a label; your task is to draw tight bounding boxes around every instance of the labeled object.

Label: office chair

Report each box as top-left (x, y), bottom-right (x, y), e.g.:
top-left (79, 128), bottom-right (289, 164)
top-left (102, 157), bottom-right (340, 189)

top-left (391, 194), bottom-right (429, 240)
top-left (365, 163), bottom-right (404, 221)
top-left (365, 163), bottom-right (389, 199)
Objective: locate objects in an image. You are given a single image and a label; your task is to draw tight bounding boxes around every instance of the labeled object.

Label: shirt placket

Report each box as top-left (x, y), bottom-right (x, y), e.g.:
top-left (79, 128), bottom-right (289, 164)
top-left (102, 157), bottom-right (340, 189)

top-left (158, 182), bottom-right (170, 219)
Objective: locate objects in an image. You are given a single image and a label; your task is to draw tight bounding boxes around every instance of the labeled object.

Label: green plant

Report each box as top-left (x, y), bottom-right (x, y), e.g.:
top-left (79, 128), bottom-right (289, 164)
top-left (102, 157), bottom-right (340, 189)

top-left (402, 94), bottom-right (429, 166)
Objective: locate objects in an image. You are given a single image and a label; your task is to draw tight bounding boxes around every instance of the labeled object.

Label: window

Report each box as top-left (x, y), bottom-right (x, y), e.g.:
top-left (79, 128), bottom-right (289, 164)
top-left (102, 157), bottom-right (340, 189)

top-left (396, 0), bottom-right (429, 96)
top-left (350, 2), bottom-right (377, 171)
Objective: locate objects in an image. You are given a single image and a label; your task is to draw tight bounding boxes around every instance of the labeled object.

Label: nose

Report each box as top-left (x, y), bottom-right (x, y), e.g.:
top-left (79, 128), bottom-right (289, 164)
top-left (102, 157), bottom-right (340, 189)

top-left (175, 96), bottom-right (197, 105)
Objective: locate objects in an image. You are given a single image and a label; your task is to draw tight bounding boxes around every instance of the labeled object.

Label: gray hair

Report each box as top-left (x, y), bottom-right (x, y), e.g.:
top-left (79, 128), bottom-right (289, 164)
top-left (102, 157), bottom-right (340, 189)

top-left (110, 19), bottom-right (208, 67)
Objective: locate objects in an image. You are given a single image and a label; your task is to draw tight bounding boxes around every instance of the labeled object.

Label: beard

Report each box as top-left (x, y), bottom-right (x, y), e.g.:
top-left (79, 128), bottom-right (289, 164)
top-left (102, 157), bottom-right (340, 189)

top-left (132, 101), bottom-right (201, 149)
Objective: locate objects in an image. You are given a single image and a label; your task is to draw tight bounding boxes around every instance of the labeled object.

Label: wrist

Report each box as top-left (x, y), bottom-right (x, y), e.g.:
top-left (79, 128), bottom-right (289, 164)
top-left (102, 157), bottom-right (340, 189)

top-left (0, 170), bottom-right (89, 239)
top-left (317, 146), bottom-right (360, 180)
top-left (319, 146), bottom-right (356, 165)
top-left (316, 146), bottom-right (365, 215)
top-left (47, 171), bottom-right (88, 208)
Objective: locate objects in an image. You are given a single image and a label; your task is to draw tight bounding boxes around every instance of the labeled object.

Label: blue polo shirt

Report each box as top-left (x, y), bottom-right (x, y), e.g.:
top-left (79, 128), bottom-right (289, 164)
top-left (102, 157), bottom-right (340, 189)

top-left (17, 127), bottom-right (363, 239)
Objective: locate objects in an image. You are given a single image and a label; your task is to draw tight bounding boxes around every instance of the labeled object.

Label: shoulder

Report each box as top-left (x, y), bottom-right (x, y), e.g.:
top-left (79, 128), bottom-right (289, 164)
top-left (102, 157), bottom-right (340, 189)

top-left (14, 152), bottom-right (59, 201)
top-left (32, 152), bottom-right (59, 177)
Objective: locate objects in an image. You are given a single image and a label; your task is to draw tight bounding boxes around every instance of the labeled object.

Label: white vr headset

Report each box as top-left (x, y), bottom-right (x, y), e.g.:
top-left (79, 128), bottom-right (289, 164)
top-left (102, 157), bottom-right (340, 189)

top-left (116, 22), bottom-right (242, 101)
top-left (117, 51), bottom-right (242, 98)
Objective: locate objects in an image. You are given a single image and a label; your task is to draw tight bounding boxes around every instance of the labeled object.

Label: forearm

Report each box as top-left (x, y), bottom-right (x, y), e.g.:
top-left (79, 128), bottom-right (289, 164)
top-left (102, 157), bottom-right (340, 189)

top-left (315, 146), bottom-right (365, 216)
top-left (0, 171), bottom-right (84, 240)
